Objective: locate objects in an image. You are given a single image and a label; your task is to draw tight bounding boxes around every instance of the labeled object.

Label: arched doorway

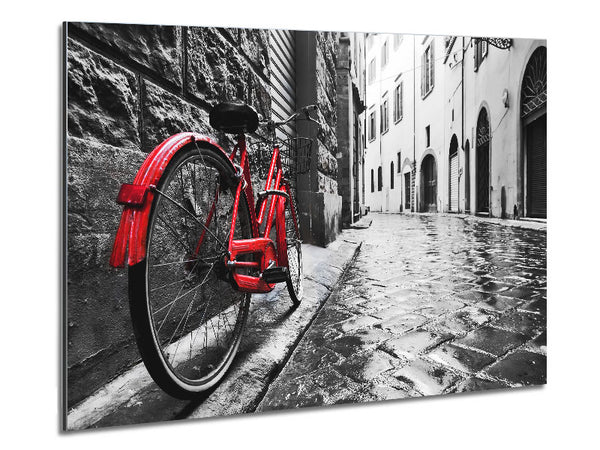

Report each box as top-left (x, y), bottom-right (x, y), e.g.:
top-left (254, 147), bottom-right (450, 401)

top-left (449, 134), bottom-right (459, 212)
top-left (521, 46), bottom-right (547, 218)
top-left (421, 154), bottom-right (437, 212)
top-left (464, 140), bottom-right (471, 212)
top-left (476, 109), bottom-right (490, 214)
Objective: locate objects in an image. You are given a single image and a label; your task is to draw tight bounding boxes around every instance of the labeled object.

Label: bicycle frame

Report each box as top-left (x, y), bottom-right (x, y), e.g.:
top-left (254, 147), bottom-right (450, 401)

top-left (222, 134), bottom-right (300, 293)
top-left (110, 131), bottom-right (301, 294)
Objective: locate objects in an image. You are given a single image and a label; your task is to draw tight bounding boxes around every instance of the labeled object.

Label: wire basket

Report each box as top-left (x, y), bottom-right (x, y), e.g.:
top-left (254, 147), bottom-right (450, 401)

top-left (281, 137), bottom-right (313, 180)
top-left (251, 137), bottom-right (313, 184)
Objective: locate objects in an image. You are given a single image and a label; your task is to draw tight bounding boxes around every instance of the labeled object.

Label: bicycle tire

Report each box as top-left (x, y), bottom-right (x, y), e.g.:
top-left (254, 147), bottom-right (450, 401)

top-left (128, 143), bottom-right (252, 399)
top-left (284, 190), bottom-right (303, 306)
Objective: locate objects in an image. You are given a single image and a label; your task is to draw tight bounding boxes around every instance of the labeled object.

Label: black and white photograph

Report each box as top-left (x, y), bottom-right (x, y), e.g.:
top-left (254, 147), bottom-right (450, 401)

top-left (63, 22), bottom-right (546, 430)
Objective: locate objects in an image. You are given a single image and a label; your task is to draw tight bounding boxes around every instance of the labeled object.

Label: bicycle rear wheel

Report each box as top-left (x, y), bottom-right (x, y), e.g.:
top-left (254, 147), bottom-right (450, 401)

top-left (128, 144), bottom-right (252, 398)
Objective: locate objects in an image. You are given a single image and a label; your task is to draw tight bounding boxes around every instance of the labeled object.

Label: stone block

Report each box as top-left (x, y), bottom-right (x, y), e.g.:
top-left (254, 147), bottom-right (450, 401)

top-left (394, 359), bottom-right (459, 396)
top-left (238, 27), bottom-right (270, 74)
top-left (297, 190), bottom-right (342, 246)
top-left (186, 27), bottom-right (271, 118)
top-left (141, 79), bottom-right (212, 152)
top-left (334, 350), bottom-right (396, 383)
top-left (67, 38), bottom-right (139, 148)
top-left (382, 330), bottom-right (451, 359)
top-left (317, 171), bottom-right (338, 195)
top-left (491, 310), bottom-right (545, 339)
top-left (428, 343), bottom-right (495, 373)
top-left (67, 137), bottom-right (146, 237)
top-left (70, 22), bottom-right (183, 86)
top-left (485, 350), bottom-right (546, 385)
top-left (380, 312), bottom-right (429, 334)
top-left (316, 141), bottom-right (339, 177)
top-left (453, 377), bottom-right (508, 393)
top-left (454, 326), bottom-right (527, 357)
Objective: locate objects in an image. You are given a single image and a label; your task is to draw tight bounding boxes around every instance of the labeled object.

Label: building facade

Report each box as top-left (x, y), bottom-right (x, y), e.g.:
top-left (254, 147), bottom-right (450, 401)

top-left (336, 32), bottom-right (367, 227)
top-left (365, 33), bottom-right (547, 220)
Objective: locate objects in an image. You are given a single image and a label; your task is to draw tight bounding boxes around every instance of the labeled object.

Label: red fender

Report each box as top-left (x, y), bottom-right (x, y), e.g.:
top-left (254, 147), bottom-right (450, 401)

top-left (109, 133), bottom-right (230, 267)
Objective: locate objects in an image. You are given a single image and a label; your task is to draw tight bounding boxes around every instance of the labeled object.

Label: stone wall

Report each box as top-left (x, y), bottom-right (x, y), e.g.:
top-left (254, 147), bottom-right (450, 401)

top-left (315, 32), bottom-right (339, 195)
top-left (68, 22), bottom-right (338, 408)
top-left (294, 31), bottom-right (343, 245)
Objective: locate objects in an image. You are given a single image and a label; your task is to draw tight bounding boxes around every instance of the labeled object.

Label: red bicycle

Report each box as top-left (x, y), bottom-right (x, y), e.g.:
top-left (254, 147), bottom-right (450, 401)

top-left (109, 102), bottom-right (320, 398)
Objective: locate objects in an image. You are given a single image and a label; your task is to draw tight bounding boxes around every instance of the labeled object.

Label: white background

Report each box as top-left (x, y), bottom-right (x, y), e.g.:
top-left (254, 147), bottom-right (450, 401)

top-left (1, 0), bottom-right (598, 448)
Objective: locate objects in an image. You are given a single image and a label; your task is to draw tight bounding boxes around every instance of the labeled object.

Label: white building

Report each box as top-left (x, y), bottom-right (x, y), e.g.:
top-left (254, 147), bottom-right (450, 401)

top-left (365, 33), bottom-right (547, 219)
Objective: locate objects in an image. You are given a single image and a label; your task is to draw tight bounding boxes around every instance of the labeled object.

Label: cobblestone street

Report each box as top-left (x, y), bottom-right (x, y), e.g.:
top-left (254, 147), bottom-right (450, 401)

top-left (258, 213), bottom-right (547, 410)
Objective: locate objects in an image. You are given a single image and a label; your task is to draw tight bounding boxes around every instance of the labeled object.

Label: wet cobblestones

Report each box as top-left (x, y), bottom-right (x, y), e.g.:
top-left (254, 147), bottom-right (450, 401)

top-left (258, 213), bottom-right (547, 410)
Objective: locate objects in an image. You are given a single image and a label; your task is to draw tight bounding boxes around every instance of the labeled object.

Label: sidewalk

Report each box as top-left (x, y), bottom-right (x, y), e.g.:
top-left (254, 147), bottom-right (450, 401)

top-left (66, 224), bottom-right (366, 430)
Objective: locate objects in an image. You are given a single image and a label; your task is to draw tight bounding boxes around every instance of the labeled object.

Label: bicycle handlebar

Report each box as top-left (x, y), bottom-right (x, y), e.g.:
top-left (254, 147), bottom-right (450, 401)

top-left (259, 104), bottom-right (324, 129)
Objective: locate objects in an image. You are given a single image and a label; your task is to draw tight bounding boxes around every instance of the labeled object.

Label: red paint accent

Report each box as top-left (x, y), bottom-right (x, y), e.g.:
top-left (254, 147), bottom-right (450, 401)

top-left (275, 194), bottom-right (288, 268)
top-left (229, 237), bottom-right (276, 292)
top-left (116, 184), bottom-right (149, 206)
top-left (258, 146), bottom-right (279, 224)
top-left (228, 261), bottom-right (260, 268)
top-left (109, 133), bottom-right (230, 267)
top-left (282, 179), bottom-right (300, 236)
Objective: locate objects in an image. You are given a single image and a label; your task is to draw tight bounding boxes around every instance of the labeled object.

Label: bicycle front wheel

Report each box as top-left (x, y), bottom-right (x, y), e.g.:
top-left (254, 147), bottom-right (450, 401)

top-left (285, 191), bottom-right (303, 306)
top-left (128, 144), bottom-right (252, 398)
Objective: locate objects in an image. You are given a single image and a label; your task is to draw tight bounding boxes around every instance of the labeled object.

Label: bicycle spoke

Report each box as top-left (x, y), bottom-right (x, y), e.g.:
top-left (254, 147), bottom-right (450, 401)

top-left (154, 187), bottom-right (226, 250)
top-left (155, 214), bottom-right (195, 254)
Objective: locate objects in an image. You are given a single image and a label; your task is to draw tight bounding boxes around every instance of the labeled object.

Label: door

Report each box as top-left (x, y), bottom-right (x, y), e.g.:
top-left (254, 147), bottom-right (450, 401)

top-left (476, 109), bottom-right (490, 214)
top-left (476, 143), bottom-right (489, 213)
top-left (404, 172), bottom-right (411, 210)
top-left (526, 114), bottom-right (547, 218)
top-left (422, 155), bottom-right (437, 212)
top-left (449, 152), bottom-right (459, 212)
top-left (464, 140), bottom-right (471, 212)
top-left (521, 46), bottom-right (547, 219)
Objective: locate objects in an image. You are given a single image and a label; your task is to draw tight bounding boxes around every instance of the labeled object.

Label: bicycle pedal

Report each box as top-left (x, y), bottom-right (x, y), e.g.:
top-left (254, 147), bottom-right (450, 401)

top-left (261, 266), bottom-right (289, 283)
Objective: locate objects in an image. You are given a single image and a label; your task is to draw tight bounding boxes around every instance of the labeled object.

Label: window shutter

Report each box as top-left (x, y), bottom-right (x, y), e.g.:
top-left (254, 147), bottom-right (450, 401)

top-left (421, 53), bottom-right (425, 97)
top-left (400, 82), bottom-right (403, 118)
top-left (430, 42), bottom-right (435, 89)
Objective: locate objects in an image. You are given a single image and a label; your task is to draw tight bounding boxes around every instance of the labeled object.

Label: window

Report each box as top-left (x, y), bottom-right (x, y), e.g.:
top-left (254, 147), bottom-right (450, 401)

top-left (368, 58), bottom-right (376, 84)
top-left (369, 109), bottom-right (376, 141)
top-left (394, 81), bottom-right (403, 122)
top-left (390, 162), bottom-right (395, 189)
top-left (421, 41), bottom-right (435, 97)
top-left (394, 34), bottom-right (403, 49)
top-left (425, 125), bottom-right (431, 147)
top-left (474, 38), bottom-right (489, 71)
top-left (377, 166), bottom-right (382, 191)
top-left (381, 40), bottom-right (389, 67)
top-left (371, 169), bottom-right (374, 192)
top-left (397, 152), bottom-right (402, 172)
top-left (380, 98), bottom-right (389, 134)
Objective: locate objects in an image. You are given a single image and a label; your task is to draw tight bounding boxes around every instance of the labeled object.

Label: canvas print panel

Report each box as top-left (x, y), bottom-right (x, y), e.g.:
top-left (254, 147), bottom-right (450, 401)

top-left (64, 22), bottom-right (546, 430)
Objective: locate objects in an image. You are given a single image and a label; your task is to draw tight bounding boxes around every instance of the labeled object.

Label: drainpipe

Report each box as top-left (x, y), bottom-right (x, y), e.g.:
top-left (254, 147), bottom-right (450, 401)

top-left (461, 36), bottom-right (465, 214)
top-left (412, 35), bottom-right (416, 213)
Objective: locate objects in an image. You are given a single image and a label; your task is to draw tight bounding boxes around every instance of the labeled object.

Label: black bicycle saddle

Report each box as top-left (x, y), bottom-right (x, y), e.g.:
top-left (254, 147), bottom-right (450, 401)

top-left (209, 102), bottom-right (259, 134)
